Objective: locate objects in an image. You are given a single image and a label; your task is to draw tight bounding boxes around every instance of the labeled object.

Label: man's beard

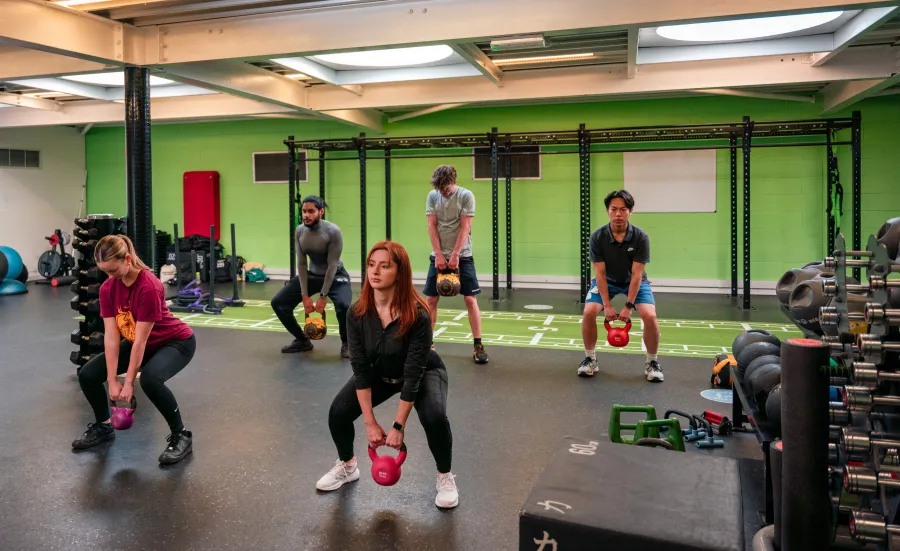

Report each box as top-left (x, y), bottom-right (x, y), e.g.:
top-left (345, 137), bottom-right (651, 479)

top-left (304, 216), bottom-right (320, 227)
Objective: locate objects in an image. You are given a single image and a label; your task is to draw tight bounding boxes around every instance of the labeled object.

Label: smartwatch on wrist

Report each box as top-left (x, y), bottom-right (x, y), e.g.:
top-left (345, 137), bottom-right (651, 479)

top-left (624, 301), bottom-right (635, 309)
top-left (392, 421), bottom-right (403, 431)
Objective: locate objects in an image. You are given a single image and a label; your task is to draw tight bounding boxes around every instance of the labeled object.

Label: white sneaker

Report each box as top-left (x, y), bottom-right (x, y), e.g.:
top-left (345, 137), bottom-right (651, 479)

top-left (435, 472), bottom-right (459, 509)
top-left (577, 356), bottom-right (599, 377)
top-left (316, 459), bottom-right (360, 491)
top-left (645, 360), bottom-right (664, 382)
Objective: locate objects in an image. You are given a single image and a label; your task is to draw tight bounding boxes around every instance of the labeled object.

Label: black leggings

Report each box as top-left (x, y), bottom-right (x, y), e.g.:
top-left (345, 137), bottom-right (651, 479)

top-left (78, 335), bottom-right (196, 433)
top-left (271, 271), bottom-right (351, 344)
top-left (328, 354), bottom-right (452, 473)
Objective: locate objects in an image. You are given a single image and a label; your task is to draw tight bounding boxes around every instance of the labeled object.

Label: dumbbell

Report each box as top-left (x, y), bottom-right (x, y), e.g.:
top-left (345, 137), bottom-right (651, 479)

top-left (829, 443), bottom-right (840, 465)
top-left (848, 509), bottom-right (900, 546)
top-left (823, 278), bottom-right (869, 297)
top-left (824, 251), bottom-right (874, 271)
top-left (844, 465), bottom-right (900, 493)
top-left (77, 266), bottom-right (102, 281)
top-left (73, 238), bottom-right (98, 255)
top-left (74, 227), bottom-right (99, 239)
top-left (820, 306), bottom-right (865, 329)
top-left (69, 351), bottom-right (98, 366)
top-left (871, 276), bottom-right (900, 292)
top-left (70, 297), bottom-right (100, 316)
top-left (843, 386), bottom-right (900, 410)
top-left (867, 303), bottom-right (900, 325)
top-left (857, 334), bottom-right (900, 363)
top-left (70, 281), bottom-right (101, 298)
top-left (841, 427), bottom-right (900, 455)
top-left (852, 362), bottom-right (900, 389)
top-left (70, 330), bottom-right (104, 348)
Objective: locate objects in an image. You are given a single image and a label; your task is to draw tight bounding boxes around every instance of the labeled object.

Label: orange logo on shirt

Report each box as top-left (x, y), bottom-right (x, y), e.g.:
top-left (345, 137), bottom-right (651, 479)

top-left (116, 307), bottom-right (136, 342)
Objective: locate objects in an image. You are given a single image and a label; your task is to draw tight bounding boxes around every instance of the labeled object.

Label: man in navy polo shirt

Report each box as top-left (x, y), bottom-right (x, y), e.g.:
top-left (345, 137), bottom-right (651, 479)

top-left (578, 190), bottom-right (663, 382)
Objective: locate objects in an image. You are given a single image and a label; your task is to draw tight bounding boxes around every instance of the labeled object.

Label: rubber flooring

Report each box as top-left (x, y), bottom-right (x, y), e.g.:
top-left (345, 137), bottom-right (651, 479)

top-left (0, 281), bottom-right (776, 551)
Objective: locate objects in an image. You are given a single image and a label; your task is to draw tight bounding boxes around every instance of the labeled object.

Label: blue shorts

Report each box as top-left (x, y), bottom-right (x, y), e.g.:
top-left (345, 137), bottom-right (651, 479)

top-left (423, 256), bottom-right (481, 297)
top-left (584, 279), bottom-right (655, 306)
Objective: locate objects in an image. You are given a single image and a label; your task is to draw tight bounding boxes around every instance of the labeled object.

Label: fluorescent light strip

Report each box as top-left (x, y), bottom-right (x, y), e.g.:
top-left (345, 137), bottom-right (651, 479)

top-left (493, 53), bottom-right (595, 65)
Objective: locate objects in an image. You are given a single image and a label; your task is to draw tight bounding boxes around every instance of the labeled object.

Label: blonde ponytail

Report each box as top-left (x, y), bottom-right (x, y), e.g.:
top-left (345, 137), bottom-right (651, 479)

top-left (93, 234), bottom-right (150, 270)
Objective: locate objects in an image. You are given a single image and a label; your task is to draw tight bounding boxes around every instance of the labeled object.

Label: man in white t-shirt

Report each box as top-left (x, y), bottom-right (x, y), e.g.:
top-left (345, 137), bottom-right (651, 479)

top-left (424, 165), bottom-right (488, 364)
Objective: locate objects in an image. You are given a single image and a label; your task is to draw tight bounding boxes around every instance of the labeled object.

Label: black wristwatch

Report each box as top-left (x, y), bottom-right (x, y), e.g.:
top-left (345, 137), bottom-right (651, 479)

top-left (624, 301), bottom-right (635, 309)
top-left (393, 421), bottom-right (404, 431)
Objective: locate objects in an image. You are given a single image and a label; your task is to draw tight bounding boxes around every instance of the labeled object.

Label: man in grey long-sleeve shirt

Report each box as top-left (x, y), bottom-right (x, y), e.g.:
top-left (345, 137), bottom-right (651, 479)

top-left (271, 196), bottom-right (352, 358)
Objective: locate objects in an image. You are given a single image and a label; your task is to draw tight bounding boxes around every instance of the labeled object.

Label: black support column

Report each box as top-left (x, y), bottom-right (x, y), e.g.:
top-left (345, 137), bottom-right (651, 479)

top-left (319, 142), bottom-right (326, 220)
top-left (825, 124), bottom-right (835, 256)
top-left (741, 116), bottom-right (753, 310)
top-left (490, 127), bottom-right (500, 301)
top-left (578, 124), bottom-right (591, 303)
top-left (288, 136), bottom-right (297, 279)
top-left (730, 134), bottom-right (738, 298)
top-left (505, 140), bottom-right (512, 291)
top-left (385, 145), bottom-right (392, 241)
top-left (851, 110), bottom-right (862, 282)
top-left (357, 133), bottom-right (368, 286)
top-left (124, 66), bottom-right (153, 264)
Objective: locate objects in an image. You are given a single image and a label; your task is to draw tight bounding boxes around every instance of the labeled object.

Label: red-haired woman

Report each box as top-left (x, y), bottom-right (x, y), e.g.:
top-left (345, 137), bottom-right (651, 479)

top-left (315, 240), bottom-right (458, 509)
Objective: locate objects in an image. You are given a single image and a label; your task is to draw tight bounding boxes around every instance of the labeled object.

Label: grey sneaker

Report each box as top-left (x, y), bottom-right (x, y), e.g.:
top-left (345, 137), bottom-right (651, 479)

top-left (577, 356), bottom-right (599, 377)
top-left (645, 360), bottom-right (664, 382)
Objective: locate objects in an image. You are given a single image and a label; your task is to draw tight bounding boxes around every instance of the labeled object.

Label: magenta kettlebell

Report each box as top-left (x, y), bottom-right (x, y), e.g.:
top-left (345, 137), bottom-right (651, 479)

top-left (368, 443), bottom-right (407, 486)
top-left (605, 319), bottom-right (632, 348)
top-left (110, 396), bottom-right (137, 430)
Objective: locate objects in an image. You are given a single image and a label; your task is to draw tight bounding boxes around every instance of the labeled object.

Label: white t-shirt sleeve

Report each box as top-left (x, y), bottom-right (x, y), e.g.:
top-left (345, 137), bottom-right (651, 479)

top-left (425, 190), bottom-right (438, 215)
top-left (460, 189), bottom-right (476, 217)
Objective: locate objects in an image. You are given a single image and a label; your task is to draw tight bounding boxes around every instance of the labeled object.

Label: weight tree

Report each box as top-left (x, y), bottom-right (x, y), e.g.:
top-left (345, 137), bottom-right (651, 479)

top-left (284, 112), bottom-right (863, 309)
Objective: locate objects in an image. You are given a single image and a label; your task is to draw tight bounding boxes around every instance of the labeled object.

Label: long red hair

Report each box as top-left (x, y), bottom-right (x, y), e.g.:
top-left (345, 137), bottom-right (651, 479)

top-left (353, 240), bottom-right (428, 337)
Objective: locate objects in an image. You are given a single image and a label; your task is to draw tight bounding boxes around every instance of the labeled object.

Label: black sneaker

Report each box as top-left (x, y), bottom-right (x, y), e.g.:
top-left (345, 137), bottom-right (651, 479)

top-left (72, 422), bottom-right (115, 450)
top-left (340, 342), bottom-right (350, 359)
top-left (159, 430), bottom-right (193, 465)
top-left (473, 344), bottom-right (489, 364)
top-left (281, 338), bottom-right (314, 353)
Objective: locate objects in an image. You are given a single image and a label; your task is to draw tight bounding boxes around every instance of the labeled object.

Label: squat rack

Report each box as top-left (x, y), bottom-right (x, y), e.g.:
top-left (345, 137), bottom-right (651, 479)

top-left (284, 111), bottom-right (861, 310)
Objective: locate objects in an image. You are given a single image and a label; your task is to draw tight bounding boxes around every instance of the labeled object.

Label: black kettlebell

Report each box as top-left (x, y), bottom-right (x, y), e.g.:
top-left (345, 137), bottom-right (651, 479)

top-left (436, 270), bottom-right (461, 297)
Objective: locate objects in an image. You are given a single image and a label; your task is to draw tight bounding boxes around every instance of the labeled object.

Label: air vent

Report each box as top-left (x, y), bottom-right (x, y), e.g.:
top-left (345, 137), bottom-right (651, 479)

top-left (253, 150), bottom-right (307, 183)
top-left (0, 148), bottom-right (41, 168)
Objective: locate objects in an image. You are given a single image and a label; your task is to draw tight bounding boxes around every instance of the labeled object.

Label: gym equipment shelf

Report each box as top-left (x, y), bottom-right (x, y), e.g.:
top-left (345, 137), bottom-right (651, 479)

top-left (731, 364), bottom-right (777, 526)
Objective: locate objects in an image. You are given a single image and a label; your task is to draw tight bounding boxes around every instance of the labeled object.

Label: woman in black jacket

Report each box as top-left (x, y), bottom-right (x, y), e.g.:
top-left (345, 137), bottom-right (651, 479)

top-left (315, 240), bottom-right (458, 509)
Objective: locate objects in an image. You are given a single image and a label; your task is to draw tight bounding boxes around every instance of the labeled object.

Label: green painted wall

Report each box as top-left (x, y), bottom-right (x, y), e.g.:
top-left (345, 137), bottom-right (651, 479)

top-left (85, 96), bottom-right (900, 282)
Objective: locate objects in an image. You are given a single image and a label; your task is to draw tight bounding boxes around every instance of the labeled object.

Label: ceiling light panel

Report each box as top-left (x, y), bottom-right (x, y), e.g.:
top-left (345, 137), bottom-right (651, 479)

top-left (655, 11), bottom-right (845, 43)
top-left (61, 72), bottom-right (176, 87)
top-left (310, 45), bottom-right (454, 69)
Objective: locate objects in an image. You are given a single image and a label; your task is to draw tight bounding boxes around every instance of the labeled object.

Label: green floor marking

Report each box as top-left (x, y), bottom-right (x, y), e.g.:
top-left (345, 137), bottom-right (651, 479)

top-left (169, 299), bottom-right (802, 358)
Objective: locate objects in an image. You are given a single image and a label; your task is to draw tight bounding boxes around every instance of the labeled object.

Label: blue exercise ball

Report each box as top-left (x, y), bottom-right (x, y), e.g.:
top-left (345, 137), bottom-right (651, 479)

top-left (0, 246), bottom-right (28, 296)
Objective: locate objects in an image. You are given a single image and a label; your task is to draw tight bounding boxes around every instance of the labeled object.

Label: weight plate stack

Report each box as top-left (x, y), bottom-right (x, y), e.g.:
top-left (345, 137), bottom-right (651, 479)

top-left (69, 214), bottom-right (126, 372)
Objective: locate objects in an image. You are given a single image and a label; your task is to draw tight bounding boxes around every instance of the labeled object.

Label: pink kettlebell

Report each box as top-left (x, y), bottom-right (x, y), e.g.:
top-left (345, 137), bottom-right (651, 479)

top-left (110, 396), bottom-right (137, 430)
top-left (368, 443), bottom-right (407, 486)
top-left (605, 320), bottom-right (632, 348)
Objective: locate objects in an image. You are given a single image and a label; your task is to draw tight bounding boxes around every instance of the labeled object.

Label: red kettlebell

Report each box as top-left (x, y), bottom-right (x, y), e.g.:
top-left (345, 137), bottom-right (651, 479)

top-left (368, 443), bottom-right (407, 486)
top-left (605, 319), bottom-right (632, 348)
top-left (109, 396), bottom-right (137, 430)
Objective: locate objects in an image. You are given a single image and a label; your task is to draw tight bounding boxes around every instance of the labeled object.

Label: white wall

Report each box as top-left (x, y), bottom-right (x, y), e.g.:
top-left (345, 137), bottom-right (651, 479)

top-left (0, 126), bottom-right (86, 280)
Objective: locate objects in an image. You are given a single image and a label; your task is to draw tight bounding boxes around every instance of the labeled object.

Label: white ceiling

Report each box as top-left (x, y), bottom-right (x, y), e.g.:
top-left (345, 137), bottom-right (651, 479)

top-left (0, 0), bottom-right (898, 132)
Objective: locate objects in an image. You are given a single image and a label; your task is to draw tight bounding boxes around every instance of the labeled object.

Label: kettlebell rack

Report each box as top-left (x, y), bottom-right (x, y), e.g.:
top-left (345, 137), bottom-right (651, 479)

top-left (68, 215), bottom-right (126, 372)
top-left (284, 112), bottom-right (862, 310)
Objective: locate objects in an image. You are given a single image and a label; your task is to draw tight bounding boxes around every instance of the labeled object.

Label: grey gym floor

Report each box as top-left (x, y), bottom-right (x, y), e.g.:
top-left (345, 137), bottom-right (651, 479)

top-left (0, 281), bottom-right (776, 551)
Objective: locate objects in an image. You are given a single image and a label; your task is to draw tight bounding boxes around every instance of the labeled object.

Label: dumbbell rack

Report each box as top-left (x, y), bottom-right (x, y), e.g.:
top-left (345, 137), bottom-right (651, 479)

top-left (821, 233), bottom-right (900, 550)
top-left (68, 215), bottom-right (126, 372)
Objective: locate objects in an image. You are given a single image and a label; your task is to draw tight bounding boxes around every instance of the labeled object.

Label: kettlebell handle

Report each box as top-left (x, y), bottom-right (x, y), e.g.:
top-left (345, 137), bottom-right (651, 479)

top-left (368, 442), bottom-right (408, 465)
top-left (604, 319), bottom-right (632, 331)
top-left (109, 396), bottom-right (137, 410)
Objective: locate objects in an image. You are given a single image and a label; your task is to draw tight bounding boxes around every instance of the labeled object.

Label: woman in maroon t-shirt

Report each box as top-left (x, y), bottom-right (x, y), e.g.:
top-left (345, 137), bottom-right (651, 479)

top-left (72, 235), bottom-right (196, 465)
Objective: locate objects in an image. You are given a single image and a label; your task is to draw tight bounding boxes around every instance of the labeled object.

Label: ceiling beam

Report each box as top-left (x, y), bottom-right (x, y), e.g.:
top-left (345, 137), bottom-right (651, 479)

top-left (8, 77), bottom-right (113, 101)
top-left (820, 74), bottom-right (900, 114)
top-left (151, 0), bottom-right (898, 65)
top-left (387, 103), bottom-right (467, 123)
top-left (157, 60), bottom-right (312, 112)
top-left (0, 0), bottom-right (139, 65)
top-left (0, 92), bottom-right (63, 111)
top-left (450, 43), bottom-right (503, 86)
top-left (811, 7), bottom-right (899, 66)
top-left (0, 94), bottom-right (295, 127)
top-left (307, 46), bottom-right (899, 111)
top-left (626, 28), bottom-right (638, 79)
top-left (270, 57), bottom-right (365, 95)
top-left (694, 88), bottom-right (817, 103)
top-left (319, 108), bottom-right (384, 132)
top-left (0, 45), bottom-right (112, 80)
